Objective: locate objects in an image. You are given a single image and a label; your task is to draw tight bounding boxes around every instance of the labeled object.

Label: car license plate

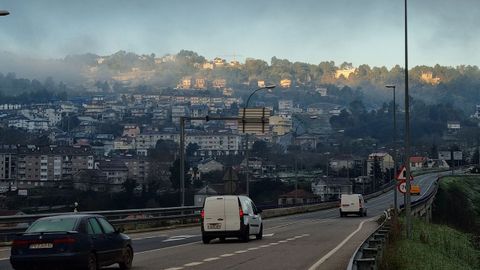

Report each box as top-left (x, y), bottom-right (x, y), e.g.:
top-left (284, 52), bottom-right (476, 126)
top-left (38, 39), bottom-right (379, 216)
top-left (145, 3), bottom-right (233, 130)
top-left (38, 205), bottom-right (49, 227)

top-left (29, 243), bottom-right (53, 249)
top-left (207, 223), bottom-right (221, 229)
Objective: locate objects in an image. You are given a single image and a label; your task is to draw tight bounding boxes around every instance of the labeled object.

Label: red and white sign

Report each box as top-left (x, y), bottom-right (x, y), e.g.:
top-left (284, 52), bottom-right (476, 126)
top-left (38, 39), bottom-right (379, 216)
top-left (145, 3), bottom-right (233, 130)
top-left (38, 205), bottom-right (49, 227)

top-left (395, 165), bottom-right (414, 181)
top-left (397, 181), bottom-right (407, 193)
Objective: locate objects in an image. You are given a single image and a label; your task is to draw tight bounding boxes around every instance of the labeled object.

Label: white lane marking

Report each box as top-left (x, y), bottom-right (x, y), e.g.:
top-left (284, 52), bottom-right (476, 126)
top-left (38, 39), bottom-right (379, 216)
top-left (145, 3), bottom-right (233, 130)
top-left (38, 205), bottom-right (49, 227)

top-left (234, 250), bottom-right (247, 254)
top-left (135, 241), bottom-right (201, 255)
top-left (270, 242), bottom-right (279, 245)
top-left (133, 235), bottom-right (167, 240)
top-left (248, 247), bottom-right (259, 251)
top-left (164, 267), bottom-right (184, 270)
top-left (278, 240), bottom-right (288, 243)
top-left (0, 248), bottom-right (9, 252)
top-left (220, 253), bottom-right (235, 257)
top-left (203, 257), bottom-right (220, 262)
top-left (184, 262), bottom-right (203, 267)
top-left (287, 237), bottom-right (296, 241)
top-left (307, 218), bottom-right (374, 270)
top-left (263, 233), bottom-right (274, 237)
top-left (162, 235), bottom-right (199, 242)
top-left (0, 257), bottom-right (8, 261)
top-left (260, 244), bottom-right (270, 248)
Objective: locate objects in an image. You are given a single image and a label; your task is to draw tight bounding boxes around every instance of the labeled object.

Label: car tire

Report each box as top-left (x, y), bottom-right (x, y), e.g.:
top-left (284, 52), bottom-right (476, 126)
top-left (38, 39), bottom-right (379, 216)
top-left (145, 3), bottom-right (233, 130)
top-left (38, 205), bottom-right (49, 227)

top-left (241, 225), bottom-right (250, 242)
top-left (87, 252), bottom-right (97, 270)
top-left (340, 211), bottom-right (344, 217)
top-left (202, 233), bottom-right (211, 244)
top-left (119, 246), bottom-right (133, 270)
top-left (256, 224), bottom-right (263, 240)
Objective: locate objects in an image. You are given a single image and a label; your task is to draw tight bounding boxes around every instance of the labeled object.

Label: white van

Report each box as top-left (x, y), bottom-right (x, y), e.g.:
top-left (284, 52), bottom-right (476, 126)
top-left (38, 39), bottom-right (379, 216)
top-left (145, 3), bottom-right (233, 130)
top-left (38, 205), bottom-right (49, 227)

top-left (201, 195), bottom-right (263, 244)
top-left (339, 194), bottom-right (367, 217)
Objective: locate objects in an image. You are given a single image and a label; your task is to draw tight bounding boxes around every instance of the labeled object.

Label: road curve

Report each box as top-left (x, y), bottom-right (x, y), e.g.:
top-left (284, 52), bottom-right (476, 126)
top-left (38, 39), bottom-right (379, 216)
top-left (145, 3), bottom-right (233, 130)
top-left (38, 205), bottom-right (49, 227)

top-left (0, 172), bottom-right (442, 270)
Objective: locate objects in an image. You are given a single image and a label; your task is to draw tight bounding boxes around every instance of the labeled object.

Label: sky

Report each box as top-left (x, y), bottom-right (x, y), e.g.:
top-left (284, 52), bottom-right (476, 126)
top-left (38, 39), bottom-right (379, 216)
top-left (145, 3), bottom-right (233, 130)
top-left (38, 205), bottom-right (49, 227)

top-left (0, 0), bottom-right (479, 67)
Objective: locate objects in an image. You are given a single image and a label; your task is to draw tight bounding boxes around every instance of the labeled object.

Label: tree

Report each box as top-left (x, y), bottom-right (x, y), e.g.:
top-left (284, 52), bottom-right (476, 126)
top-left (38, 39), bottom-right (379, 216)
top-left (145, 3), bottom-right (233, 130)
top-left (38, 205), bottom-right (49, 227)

top-left (251, 141), bottom-right (268, 158)
top-left (369, 157), bottom-right (382, 191)
top-left (122, 178), bottom-right (137, 196)
top-left (186, 143), bottom-right (200, 158)
top-left (169, 159), bottom-right (190, 190)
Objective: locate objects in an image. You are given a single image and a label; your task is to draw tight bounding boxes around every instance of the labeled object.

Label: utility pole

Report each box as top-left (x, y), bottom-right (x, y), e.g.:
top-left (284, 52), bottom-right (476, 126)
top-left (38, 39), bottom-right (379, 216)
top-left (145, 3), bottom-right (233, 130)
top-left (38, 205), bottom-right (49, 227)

top-left (404, 0), bottom-right (413, 239)
top-left (179, 117), bottom-right (185, 206)
top-left (386, 85), bottom-right (398, 212)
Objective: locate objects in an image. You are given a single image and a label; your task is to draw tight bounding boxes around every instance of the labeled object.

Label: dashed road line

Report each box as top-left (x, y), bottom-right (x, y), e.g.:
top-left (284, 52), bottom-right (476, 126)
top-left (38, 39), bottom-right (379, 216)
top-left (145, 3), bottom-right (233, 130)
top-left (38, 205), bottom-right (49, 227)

top-left (220, 253), bottom-right (235, 257)
top-left (164, 267), bottom-right (184, 270)
top-left (165, 234), bottom-right (306, 269)
top-left (203, 257), bottom-right (220, 262)
top-left (184, 262), bottom-right (203, 267)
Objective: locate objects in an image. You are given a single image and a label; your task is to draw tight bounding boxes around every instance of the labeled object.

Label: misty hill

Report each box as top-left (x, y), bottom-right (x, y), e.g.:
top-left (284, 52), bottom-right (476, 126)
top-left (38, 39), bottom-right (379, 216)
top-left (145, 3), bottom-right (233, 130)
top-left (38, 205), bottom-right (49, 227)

top-left (1, 50), bottom-right (480, 112)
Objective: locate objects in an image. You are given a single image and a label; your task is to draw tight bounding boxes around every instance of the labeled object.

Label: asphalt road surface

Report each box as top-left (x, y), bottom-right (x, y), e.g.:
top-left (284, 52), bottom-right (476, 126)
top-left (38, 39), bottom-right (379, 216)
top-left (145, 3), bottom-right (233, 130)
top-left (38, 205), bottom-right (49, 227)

top-left (0, 171), bottom-right (444, 270)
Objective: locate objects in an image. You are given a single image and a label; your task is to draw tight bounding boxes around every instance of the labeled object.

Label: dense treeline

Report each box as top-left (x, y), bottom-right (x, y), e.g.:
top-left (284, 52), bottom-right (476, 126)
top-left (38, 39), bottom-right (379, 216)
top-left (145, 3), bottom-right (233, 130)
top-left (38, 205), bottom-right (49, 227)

top-left (0, 73), bottom-right (69, 103)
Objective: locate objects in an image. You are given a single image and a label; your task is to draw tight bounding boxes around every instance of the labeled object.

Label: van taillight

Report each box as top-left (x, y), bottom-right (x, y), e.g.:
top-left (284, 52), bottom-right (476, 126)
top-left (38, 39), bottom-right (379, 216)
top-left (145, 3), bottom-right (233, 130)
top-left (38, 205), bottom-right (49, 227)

top-left (201, 209), bottom-right (205, 219)
top-left (53, 237), bottom-right (76, 245)
top-left (239, 208), bottom-right (244, 218)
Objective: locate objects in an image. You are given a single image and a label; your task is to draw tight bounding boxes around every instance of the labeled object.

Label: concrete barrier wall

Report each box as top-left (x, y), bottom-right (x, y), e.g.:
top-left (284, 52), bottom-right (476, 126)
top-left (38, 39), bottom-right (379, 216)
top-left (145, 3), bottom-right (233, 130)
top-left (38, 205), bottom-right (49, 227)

top-left (262, 202), bottom-right (338, 219)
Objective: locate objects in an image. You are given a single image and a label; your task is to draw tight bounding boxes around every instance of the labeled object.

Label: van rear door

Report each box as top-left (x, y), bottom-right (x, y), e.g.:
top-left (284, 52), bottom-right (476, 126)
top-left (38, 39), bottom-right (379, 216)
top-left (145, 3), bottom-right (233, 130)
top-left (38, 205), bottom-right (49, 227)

top-left (204, 197), bottom-right (226, 232)
top-left (225, 197), bottom-right (241, 231)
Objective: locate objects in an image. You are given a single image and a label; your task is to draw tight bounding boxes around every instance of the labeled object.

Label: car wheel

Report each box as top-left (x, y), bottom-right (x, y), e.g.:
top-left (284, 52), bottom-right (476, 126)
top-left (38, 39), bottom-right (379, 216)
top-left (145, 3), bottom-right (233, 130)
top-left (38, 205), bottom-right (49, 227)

top-left (119, 246), bottom-right (133, 270)
top-left (87, 253), bottom-right (97, 270)
top-left (256, 224), bottom-right (263, 240)
top-left (241, 225), bottom-right (250, 242)
top-left (202, 233), bottom-right (211, 244)
top-left (340, 211), bottom-right (344, 217)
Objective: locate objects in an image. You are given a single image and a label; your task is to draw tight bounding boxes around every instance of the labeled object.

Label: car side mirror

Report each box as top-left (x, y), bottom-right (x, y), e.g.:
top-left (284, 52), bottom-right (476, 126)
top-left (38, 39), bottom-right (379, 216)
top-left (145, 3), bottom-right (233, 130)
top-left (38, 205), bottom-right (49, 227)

top-left (115, 227), bottom-right (125, 233)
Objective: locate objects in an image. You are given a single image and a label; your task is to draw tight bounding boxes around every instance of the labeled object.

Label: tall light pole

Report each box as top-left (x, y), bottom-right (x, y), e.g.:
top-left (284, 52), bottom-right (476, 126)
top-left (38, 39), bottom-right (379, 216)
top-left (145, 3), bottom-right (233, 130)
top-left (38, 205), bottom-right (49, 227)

top-left (243, 85), bottom-right (276, 196)
top-left (386, 85), bottom-right (398, 212)
top-left (404, 0), bottom-right (413, 239)
top-left (0, 10), bottom-right (9, 16)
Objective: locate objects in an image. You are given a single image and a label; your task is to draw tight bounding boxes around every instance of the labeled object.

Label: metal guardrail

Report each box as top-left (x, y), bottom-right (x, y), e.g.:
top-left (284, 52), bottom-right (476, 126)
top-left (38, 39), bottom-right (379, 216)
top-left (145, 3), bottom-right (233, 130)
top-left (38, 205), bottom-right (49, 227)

top-left (0, 206), bottom-right (202, 242)
top-left (347, 177), bottom-right (441, 270)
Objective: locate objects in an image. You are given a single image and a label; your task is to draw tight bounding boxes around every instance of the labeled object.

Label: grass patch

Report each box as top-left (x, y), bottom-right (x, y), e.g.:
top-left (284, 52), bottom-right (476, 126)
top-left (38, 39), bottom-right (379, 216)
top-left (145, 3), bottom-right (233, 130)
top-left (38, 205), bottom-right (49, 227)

top-left (381, 218), bottom-right (480, 270)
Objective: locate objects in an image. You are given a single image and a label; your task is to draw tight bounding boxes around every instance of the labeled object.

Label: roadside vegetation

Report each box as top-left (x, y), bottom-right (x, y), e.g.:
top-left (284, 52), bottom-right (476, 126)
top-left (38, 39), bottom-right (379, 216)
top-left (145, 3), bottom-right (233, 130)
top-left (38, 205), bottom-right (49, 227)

top-left (381, 175), bottom-right (480, 269)
top-left (381, 217), bottom-right (480, 270)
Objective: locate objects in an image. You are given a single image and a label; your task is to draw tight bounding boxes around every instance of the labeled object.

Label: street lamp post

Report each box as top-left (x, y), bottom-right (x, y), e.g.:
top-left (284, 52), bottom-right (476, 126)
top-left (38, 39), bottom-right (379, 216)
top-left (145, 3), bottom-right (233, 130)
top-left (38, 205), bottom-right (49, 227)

top-left (386, 85), bottom-right (398, 212)
top-left (243, 85), bottom-right (276, 196)
top-left (404, 0), bottom-right (413, 238)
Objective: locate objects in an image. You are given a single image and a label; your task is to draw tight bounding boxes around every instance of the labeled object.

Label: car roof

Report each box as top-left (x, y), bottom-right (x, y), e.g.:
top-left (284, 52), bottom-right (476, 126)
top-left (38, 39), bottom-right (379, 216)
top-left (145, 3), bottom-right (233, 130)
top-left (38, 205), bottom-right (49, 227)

top-left (36, 214), bottom-right (104, 221)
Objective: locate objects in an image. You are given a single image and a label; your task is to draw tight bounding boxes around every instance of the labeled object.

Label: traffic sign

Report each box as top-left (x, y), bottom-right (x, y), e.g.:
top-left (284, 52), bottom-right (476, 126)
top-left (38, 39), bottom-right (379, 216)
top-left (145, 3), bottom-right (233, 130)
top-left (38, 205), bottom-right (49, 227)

top-left (395, 165), bottom-right (414, 181)
top-left (238, 107), bottom-right (271, 135)
top-left (397, 181), bottom-right (421, 195)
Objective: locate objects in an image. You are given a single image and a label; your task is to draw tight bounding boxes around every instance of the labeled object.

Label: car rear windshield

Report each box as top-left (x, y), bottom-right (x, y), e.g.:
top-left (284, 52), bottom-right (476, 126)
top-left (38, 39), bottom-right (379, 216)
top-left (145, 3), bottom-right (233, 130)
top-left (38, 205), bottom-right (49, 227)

top-left (26, 217), bottom-right (78, 233)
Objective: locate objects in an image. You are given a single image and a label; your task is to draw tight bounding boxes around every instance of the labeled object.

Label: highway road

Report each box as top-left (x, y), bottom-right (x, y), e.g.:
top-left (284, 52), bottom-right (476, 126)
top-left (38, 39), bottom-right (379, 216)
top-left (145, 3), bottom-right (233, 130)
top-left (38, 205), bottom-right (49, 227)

top-left (0, 171), bottom-right (444, 270)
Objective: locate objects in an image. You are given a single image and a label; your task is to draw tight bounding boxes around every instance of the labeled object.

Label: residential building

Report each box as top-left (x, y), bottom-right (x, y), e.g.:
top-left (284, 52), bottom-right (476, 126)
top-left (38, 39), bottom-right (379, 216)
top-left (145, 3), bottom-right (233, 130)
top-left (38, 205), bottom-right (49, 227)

top-left (269, 115), bottom-right (292, 136)
top-left (278, 189), bottom-right (320, 206)
top-left (280, 79), bottom-right (292, 88)
top-left (171, 105), bottom-right (190, 125)
top-left (410, 156), bottom-right (427, 171)
top-left (15, 145), bottom-right (94, 188)
top-left (95, 159), bottom-right (129, 193)
top-left (179, 77), bottom-right (192, 89)
top-left (197, 159), bottom-right (224, 174)
top-left (194, 78), bottom-right (207, 90)
top-left (0, 145), bottom-right (17, 189)
top-left (367, 152), bottom-right (394, 173)
top-left (212, 79), bottom-right (227, 89)
top-left (118, 156), bottom-right (150, 185)
top-left (335, 68), bottom-right (356, 79)
top-left (213, 57), bottom-right (226, 67)
top-left (311, 178), bottom-right (353, 202)
top-left (123, 124), bottom-right (141, 138)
